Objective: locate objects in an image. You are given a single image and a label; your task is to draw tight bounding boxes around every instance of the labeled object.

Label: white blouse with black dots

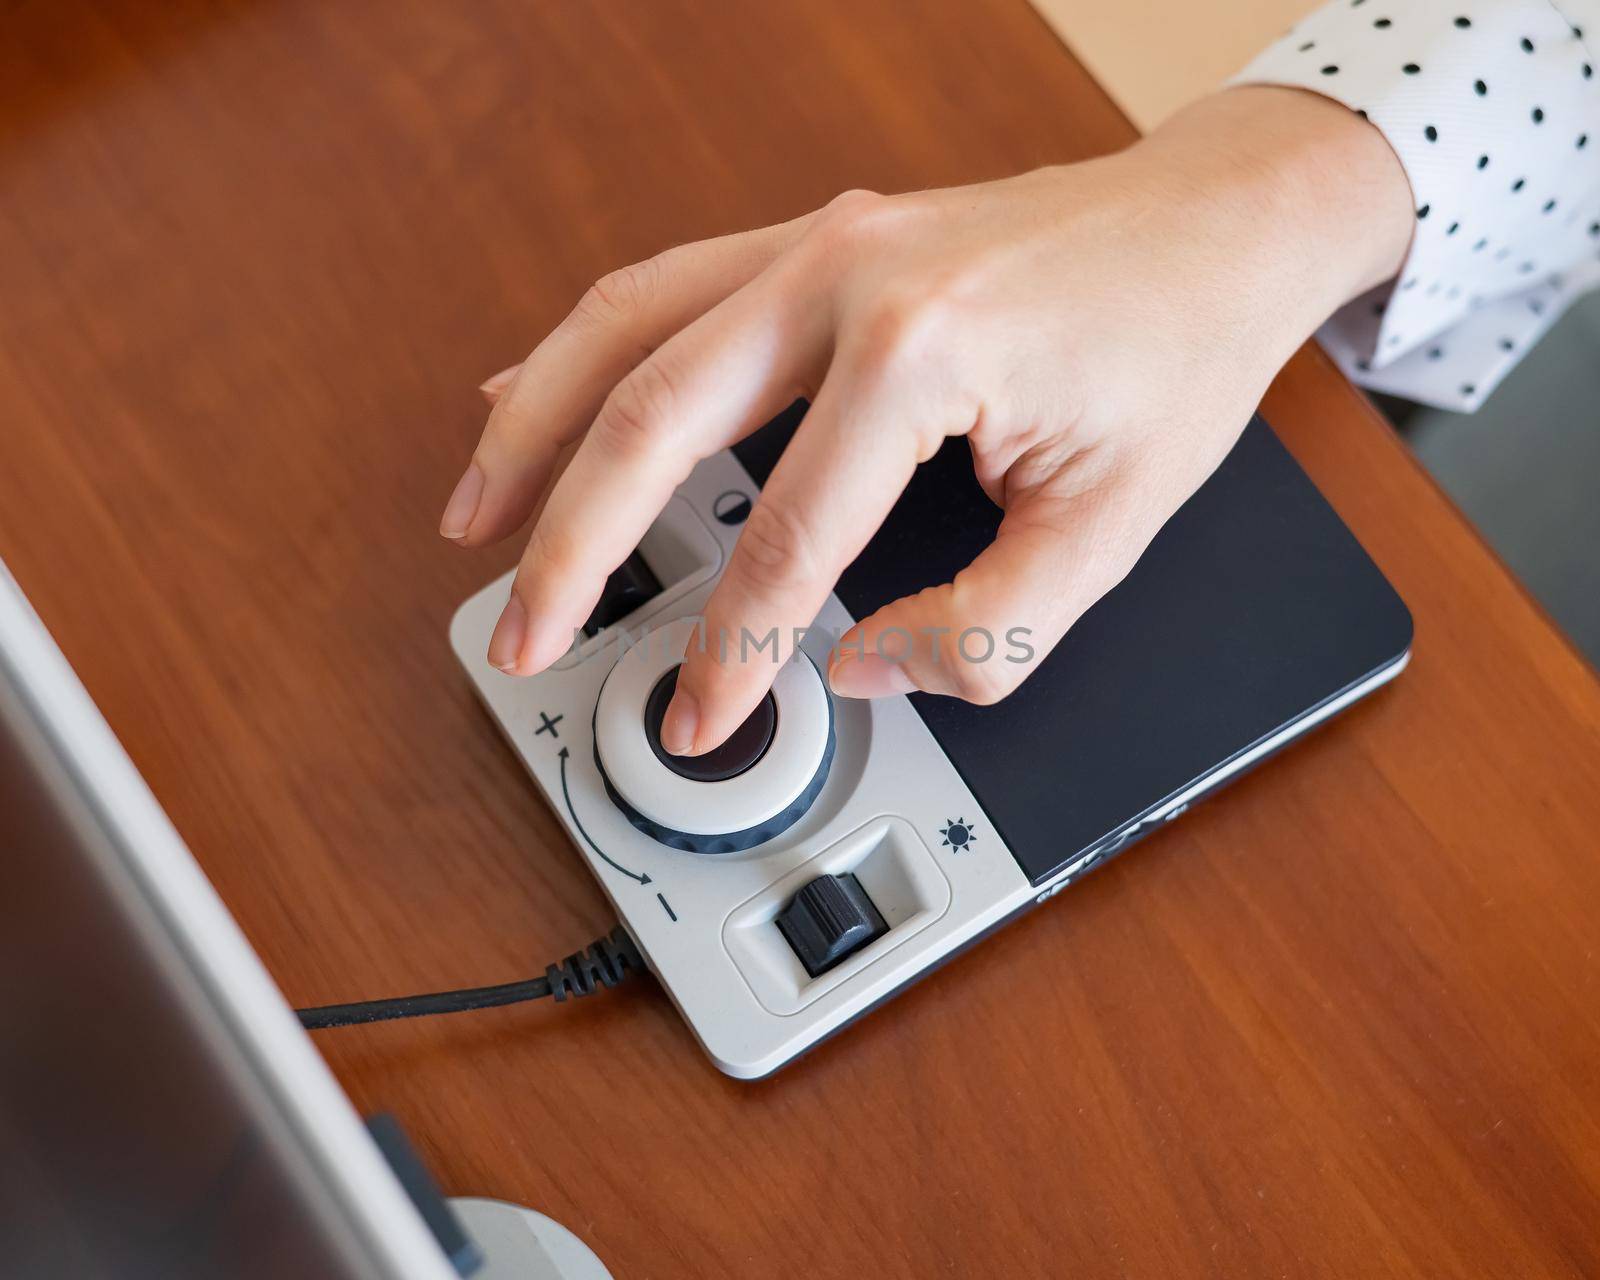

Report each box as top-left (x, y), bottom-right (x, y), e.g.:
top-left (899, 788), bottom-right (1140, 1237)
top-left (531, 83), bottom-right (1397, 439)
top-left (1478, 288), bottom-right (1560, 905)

top-left (1234, 0), bottom-right (1599, 411)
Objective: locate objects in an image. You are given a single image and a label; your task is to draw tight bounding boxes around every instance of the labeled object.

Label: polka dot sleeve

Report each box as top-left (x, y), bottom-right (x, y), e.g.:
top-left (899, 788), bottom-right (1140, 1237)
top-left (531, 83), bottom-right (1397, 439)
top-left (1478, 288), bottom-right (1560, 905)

top-left (1231, 0), bottom-right (1600, 411)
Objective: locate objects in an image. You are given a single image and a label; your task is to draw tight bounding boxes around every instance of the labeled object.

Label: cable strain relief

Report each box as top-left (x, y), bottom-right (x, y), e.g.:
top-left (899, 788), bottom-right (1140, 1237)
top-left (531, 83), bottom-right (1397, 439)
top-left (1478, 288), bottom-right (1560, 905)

top-left (544, 926), bottom-right (647, 1002)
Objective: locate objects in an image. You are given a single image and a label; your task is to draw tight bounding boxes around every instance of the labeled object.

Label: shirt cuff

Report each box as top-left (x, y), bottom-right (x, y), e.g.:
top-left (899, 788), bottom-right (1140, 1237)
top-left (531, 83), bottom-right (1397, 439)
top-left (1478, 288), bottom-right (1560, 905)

top-left (1230, 0), bottom-right (1600, 410)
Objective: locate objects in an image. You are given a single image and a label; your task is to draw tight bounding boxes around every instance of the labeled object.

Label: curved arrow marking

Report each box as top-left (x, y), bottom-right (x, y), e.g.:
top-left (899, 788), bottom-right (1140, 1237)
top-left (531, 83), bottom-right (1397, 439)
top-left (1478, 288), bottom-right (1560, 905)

top-left (557, 747), bottom-right (652, 885)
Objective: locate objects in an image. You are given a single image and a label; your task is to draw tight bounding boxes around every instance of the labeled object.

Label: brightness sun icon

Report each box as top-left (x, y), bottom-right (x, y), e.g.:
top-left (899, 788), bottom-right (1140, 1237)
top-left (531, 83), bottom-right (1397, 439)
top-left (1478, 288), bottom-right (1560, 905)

top-left (939, 818), bottom-right (976, 851)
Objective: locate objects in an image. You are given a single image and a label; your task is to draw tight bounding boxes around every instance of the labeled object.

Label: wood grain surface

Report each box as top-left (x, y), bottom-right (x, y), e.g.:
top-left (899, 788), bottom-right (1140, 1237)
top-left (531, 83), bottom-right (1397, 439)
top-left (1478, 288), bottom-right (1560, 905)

top-left (3, 1), bottom-right (1598, 1276)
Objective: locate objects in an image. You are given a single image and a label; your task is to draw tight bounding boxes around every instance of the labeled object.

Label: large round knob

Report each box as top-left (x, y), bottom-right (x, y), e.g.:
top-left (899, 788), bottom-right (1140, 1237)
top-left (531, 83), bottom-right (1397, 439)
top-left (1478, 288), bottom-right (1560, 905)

top-left (642, 666), bottom-right (776, 783)
top-left (592, 624), bottom-right (834, 854)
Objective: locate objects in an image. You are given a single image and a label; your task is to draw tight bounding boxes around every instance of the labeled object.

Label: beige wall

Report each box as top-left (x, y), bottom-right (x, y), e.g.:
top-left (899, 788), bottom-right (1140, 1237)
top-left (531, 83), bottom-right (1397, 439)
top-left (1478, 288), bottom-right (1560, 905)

top-left (1028, 0), bottom-right (1318, 132)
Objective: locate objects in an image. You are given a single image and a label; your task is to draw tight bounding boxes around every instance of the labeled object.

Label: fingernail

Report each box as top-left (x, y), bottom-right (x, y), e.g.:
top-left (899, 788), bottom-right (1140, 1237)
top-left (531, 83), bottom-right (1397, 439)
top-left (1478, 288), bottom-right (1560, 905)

top-left (440, 462), bottom-right (484, 541)
top-left (478, 364), bottom-right (520, 403)
top-left (487, 593), bottom-right (528, 673)
top-left (828, 652), bottom-right (917, 699)
top-left (659, 689), bottom-right (699, 756)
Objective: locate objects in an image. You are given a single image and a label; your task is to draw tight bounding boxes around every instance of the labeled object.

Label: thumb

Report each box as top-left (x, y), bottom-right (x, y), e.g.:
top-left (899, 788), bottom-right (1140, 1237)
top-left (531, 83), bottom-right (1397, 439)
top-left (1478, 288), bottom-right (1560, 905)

top-left (826, 466), bottom-right (1155, 704)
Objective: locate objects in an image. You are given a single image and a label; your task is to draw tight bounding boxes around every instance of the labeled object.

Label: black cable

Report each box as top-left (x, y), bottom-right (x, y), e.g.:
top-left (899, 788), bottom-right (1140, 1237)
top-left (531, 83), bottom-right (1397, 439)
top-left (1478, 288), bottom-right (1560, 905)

top-left (296, 926), bottom-right (646, 1031)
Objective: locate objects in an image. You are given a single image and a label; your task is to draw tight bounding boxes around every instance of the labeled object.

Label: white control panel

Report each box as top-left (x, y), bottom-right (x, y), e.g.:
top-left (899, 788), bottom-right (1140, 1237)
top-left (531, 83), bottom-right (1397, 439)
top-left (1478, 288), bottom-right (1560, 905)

top-left (450, 450), bottom-right (1038, 1079)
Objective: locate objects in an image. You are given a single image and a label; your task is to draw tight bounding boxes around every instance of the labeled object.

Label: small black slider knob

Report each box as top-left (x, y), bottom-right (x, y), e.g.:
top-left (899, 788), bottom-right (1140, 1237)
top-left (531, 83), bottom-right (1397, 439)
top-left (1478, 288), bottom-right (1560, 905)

top-left (776, 873), bottom-right (887, 978)
top-left (580, 548), bottom-right (662, 638)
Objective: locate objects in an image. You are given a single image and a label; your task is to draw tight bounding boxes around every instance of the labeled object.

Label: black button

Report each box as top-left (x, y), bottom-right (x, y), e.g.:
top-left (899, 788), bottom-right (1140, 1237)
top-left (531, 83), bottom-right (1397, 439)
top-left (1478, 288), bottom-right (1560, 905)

top-left (643, 666), bottom-right (776, 783)
top-left (776, 873), bottom-right (887, 978)
top-left (580, 548), bottom-right (662, 638)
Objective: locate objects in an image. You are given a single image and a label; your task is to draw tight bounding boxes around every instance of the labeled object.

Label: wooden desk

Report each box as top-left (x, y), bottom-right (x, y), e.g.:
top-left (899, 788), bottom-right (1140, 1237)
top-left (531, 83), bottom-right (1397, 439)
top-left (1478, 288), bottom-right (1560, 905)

top-left (4, 2), bottom-right (1598, 1275)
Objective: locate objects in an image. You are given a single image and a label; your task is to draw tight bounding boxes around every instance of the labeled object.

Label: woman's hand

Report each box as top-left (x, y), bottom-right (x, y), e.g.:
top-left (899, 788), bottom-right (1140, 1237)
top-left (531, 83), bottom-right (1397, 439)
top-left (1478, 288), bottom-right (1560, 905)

top-left (440, 86), bottom-right (1412, 757)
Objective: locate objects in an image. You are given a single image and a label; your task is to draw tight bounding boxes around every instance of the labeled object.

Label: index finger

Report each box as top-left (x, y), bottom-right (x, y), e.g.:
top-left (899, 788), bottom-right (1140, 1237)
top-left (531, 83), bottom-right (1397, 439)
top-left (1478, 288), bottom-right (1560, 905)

top-left (660, 349), bottom-right (952, 756)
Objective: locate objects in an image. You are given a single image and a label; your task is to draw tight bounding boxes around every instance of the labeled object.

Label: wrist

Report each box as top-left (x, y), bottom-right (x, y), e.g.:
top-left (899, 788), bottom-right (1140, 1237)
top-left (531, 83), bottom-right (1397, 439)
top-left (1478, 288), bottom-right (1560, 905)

top-left (1132, 86), bottom-right (1414, 346)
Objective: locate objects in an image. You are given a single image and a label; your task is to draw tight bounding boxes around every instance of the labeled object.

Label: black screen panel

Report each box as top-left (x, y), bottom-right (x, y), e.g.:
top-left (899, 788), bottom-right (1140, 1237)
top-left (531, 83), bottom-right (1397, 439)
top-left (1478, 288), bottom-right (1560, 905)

top-left (0, 673), bottom-right (387, 1279)
top-left (733, 404), bottom-right (1412, 886)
